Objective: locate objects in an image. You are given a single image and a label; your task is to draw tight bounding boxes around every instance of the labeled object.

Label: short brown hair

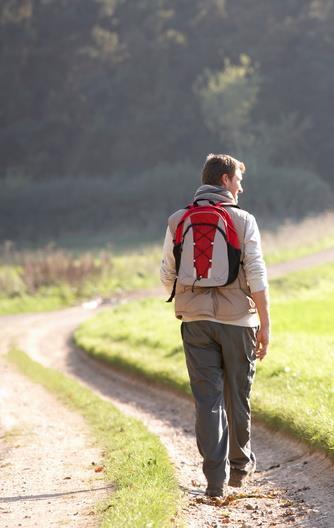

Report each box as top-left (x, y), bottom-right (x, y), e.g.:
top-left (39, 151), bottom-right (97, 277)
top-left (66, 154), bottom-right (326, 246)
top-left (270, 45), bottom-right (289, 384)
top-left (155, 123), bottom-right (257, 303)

top-left (201, 154), bottom-right (245, 185)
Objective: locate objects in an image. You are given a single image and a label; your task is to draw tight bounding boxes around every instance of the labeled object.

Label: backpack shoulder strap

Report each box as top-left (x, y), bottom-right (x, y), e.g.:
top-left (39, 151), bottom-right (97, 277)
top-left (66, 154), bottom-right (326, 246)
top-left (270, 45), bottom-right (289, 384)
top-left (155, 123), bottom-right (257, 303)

top-left (215, 201), bottom-right (240, 209)
top-left (166, 204), bottom-right (194, 303)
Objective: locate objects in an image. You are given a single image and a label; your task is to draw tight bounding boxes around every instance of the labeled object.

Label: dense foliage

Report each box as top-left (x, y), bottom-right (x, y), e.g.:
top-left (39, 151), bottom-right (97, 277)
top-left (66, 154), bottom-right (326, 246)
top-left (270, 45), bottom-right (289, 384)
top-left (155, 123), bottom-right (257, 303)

top-left (1, 1), bottom-right (333, 242)
top-left (2, 0), bottom-right (334, 180)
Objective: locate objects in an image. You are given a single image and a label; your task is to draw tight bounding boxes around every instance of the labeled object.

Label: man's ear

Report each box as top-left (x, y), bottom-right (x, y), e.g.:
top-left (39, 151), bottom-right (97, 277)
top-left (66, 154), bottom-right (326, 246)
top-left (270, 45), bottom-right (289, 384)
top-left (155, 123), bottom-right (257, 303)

top-left (221, 173), bottom-right (229, 186)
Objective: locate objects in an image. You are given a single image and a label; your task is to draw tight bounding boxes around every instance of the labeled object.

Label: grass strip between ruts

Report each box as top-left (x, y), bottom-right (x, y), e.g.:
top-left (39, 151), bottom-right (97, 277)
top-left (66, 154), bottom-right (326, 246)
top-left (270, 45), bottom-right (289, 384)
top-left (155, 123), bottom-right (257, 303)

top-left (74, 263), bottom-right (334, 461)
top-left (8, 348), bottom-right (182, 528)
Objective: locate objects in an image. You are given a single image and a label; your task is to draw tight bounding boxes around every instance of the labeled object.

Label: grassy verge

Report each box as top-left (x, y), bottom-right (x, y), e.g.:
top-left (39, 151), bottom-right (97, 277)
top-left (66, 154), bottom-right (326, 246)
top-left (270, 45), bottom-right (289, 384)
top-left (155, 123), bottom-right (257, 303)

top-left (75, 263), bottom-right (334, 459)
top-left (0, 289), bottom-right (74, 315)
top-left (1, 209), bottom-right (334, 316)
top-left (8, 348), bottom-right (182, 528)
top-left (261, 212), bottom-right (334, 265)
top-left (0, 247), bottom-right (161, 315)
top-left (264, 236), bottom-right (334, 265)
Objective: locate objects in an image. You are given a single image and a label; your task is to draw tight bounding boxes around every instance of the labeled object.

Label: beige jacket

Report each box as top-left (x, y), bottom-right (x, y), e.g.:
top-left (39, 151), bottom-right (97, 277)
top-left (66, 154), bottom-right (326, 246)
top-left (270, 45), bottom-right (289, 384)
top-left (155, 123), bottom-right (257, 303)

top-left (160, 185), bottom-right (268, 326)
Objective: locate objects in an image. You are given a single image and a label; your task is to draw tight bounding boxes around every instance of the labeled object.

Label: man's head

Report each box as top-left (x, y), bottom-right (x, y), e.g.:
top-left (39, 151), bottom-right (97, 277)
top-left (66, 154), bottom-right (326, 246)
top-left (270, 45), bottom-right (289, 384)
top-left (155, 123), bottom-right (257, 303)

top-left (201, 153), bottom-right (245, 202)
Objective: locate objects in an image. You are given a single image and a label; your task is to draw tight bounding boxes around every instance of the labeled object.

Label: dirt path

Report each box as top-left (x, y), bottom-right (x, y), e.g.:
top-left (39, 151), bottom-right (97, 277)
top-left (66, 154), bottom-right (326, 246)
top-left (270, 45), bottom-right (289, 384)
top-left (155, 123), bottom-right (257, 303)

top-left (267, 247), bottom-right (334, 279)
top-left (1, 248), bottom-right (333, 527)
top-left (0, 358), bottom-right (111, 528)
top-left (1, 303), bottom-right (333, 527)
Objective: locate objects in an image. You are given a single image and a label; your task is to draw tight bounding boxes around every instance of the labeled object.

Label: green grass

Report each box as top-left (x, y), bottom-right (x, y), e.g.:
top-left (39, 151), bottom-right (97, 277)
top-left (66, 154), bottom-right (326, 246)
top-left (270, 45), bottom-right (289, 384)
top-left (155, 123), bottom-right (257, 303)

top-left (75, 263), bottom-right (334, 459)
top-left (0, 286), bottom-right (76, 314)
top-left (1, 230), bottom-right (334, 316)
top-left (261, 213), bottom-right (334, 265)
top-left (0, 248), bottom-right (161, 315)
top-left (8, 348), bottom-right (182, 528)
top-left (75, 298), bottom-right (190, 395)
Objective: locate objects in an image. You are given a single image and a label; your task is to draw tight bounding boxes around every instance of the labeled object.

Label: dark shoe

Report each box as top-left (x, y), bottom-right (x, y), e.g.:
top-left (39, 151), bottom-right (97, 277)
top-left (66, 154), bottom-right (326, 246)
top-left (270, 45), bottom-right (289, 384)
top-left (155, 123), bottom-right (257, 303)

top-left (205, 486), bottom-right (225, 497)
top-left (228, 468), bottom-right (254, 488)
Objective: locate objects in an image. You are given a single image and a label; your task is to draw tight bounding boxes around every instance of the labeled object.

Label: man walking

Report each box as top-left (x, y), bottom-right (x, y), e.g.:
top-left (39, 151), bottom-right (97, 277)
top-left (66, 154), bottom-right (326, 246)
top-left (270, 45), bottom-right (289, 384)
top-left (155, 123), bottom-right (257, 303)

top-left (160, 154), bottom-right (270, 498)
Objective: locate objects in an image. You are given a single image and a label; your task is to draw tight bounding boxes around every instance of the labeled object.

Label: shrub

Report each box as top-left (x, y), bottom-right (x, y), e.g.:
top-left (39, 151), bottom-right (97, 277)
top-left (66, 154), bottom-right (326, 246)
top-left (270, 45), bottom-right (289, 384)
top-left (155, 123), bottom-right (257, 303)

top-left (240, 165), bottom-right (334, 220)
top-left (1, 162), bottom-right (333, 246)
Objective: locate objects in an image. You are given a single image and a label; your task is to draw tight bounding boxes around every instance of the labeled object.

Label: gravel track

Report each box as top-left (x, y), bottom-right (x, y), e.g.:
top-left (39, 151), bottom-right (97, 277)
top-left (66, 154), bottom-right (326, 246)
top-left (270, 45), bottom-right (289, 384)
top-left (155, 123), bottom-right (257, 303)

top-left (0, 359), bottom-right (111, 528)
top-left (1, 249), bottom-right (334, 527)
top-left (267, 247), bottom-right (334, 279)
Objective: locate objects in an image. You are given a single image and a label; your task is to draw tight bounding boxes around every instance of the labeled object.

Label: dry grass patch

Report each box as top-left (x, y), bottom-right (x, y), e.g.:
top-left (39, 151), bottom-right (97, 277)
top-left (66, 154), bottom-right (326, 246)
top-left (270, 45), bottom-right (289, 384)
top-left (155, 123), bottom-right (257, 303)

top-left (0, 242), bottom-right (113, 293)
top-left (262, 211), bottom-right (334, 264)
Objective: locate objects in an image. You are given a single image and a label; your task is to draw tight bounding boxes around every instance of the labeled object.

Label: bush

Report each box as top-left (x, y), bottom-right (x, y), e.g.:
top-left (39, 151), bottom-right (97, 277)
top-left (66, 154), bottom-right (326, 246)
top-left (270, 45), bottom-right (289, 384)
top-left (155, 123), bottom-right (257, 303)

top-left (1, 162), bottom-right (333, 246)
top-left (0, 162), bottom-right (200, 244)
top-left (240, 165), bottom-right (334, 220)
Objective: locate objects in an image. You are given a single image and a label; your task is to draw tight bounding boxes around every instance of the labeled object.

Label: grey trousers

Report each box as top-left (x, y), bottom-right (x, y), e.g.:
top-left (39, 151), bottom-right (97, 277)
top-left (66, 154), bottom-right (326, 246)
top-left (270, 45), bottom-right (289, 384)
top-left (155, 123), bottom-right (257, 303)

top-left (181, 320), bottom-right (257, 488)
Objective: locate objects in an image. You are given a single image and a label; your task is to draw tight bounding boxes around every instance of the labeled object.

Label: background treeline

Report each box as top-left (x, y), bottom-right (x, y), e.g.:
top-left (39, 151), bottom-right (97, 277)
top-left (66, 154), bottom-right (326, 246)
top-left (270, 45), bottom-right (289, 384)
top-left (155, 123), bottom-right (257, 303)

top-left (1, 0), bottom-right (334, 245)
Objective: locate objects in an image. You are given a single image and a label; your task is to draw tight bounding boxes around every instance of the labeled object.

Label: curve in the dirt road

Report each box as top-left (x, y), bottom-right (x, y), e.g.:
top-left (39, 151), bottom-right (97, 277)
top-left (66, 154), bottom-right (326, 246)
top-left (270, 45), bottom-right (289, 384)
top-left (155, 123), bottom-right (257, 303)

top-left (0, 303), bottom-right (332, 528)
top-left (1, 248), bottom-right (334, 527)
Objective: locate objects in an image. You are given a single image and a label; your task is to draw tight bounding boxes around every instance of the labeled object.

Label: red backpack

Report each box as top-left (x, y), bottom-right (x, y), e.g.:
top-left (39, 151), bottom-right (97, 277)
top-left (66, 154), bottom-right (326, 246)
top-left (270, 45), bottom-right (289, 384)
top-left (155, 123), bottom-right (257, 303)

top-left (167, 200), bottom-right (241, 302)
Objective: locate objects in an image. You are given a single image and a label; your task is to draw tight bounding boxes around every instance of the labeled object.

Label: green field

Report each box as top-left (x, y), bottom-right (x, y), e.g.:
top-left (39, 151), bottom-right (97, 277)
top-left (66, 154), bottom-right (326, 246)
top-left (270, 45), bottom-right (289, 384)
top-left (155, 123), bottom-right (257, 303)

top-left (75, 263), bottom-right (334, 458)
top-left (8, 348), bottom-right (181, 528)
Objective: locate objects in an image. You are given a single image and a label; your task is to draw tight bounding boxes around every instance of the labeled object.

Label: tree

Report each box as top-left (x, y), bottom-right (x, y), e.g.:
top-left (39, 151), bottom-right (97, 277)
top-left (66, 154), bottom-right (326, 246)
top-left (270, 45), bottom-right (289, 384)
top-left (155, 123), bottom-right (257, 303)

top-left (195, 55), bottom-right (260, 155)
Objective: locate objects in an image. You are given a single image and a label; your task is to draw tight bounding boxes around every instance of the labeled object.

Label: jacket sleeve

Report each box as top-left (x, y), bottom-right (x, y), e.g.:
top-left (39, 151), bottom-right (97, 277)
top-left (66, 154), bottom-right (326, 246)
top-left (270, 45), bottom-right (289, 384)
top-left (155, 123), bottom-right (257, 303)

top-left (243, 214), bottom-right (268, 293)
top-left (160, 226), bottom-right (176, 294)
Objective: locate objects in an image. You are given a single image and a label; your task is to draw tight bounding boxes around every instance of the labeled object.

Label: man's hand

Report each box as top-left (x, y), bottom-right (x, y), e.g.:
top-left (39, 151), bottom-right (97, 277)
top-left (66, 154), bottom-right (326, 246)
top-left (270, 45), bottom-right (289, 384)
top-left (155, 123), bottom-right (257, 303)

top-left (252, 288), bottom-right (271, 361)
top-left (255, 325), bottom-right (270, 361)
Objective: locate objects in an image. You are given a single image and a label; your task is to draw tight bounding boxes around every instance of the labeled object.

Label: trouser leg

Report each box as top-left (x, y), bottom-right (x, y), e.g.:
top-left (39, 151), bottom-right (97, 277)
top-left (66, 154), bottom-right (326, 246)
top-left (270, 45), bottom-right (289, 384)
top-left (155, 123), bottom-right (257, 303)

top-left (219, 324), bottom-right (257, 473)
top-left (181, 321), bottom-right (229, 488)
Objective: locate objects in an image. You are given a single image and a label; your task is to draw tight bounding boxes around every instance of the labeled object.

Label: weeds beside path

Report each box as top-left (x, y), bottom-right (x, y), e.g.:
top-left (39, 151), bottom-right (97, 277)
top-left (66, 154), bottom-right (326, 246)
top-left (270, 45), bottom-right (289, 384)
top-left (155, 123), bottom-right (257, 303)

top-left (1, 234), bottom-right (334, 316)
top-left (0, 246), bottom-right (161, 315)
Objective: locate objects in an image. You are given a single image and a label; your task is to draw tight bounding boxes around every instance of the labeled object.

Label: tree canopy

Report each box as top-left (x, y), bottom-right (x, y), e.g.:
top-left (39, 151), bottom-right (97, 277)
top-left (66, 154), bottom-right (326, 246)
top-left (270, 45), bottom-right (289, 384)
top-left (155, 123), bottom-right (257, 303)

top-left (1, 1), bottom-right (333, 194)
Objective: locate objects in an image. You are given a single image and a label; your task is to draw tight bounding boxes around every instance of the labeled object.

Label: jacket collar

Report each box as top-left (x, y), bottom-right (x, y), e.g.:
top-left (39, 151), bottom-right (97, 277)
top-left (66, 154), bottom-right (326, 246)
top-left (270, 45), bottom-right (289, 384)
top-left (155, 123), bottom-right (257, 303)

top-left (193, 184), bottom-right (236, 205)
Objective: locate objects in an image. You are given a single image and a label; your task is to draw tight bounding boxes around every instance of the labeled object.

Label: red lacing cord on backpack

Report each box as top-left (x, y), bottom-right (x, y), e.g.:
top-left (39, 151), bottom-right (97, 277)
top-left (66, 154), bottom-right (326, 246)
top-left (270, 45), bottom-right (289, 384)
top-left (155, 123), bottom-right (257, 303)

top-left (192, 225), bottom-right (216, 275)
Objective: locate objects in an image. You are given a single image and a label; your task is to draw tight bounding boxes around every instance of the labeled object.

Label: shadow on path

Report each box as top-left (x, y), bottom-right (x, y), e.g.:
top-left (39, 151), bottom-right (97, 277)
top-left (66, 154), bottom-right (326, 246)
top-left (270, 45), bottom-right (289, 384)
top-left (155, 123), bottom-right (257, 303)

top-left (1, 485), bottom-right (113, 503)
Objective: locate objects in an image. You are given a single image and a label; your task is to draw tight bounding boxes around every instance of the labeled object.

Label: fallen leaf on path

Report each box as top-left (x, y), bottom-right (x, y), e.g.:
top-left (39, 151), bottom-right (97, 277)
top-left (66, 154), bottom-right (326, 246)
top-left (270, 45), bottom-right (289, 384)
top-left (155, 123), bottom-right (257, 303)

top-left (283, 508), bottom-right (295, 516)
top-left (94, 465), bottom-right (104, 473)
top-left (280, 499), bottom-right (294, 508)
top-left (199, 489), bottom-right (282, 507)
